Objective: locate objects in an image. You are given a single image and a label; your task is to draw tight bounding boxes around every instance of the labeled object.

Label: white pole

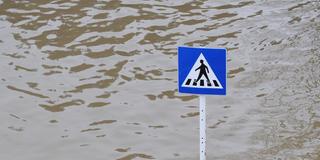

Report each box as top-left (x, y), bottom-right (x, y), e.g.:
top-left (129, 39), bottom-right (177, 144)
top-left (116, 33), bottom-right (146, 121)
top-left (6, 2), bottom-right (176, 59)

top-left (199, 95), bottom-right (206, 160)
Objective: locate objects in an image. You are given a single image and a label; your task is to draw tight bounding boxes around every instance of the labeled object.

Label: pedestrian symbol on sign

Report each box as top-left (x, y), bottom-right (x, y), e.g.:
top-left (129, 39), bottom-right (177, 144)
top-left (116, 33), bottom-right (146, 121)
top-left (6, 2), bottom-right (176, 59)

top-left (196, 59), bottom-right (209, 83)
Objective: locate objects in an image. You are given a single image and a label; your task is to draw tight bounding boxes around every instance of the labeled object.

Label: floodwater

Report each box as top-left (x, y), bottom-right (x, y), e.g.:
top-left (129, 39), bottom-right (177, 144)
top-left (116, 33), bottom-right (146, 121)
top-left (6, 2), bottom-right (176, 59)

top-left (0, 0), bottom-right (319, 159)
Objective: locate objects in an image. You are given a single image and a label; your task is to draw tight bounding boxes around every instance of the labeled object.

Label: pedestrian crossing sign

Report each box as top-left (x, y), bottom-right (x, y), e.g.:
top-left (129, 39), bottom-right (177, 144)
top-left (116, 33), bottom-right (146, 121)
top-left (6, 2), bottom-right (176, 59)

top-left (178, 46), bottom-right (226, 95)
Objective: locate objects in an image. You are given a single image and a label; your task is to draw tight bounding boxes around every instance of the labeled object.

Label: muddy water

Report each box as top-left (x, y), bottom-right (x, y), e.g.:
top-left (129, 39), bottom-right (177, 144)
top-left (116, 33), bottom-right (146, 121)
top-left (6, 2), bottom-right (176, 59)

top-left (0, 0), bottom-right (319, 159)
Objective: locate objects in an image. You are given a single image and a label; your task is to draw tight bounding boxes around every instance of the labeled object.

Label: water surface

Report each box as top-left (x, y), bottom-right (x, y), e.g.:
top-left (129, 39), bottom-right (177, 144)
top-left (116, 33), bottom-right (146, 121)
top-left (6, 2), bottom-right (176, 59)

top-left (0, 0), bottom-right (319, 159)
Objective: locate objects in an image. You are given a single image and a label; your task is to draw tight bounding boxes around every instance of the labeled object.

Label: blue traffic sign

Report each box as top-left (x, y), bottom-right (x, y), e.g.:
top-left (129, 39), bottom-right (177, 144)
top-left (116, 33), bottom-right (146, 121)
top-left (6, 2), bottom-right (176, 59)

top-left (178, 46), bottom-right (227, 95)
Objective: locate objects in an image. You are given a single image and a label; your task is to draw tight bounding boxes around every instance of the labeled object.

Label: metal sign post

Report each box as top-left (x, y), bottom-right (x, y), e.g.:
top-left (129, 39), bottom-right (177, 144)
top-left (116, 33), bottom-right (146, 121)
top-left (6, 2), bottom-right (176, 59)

top-left (199, 95), bottom-right (206, 160)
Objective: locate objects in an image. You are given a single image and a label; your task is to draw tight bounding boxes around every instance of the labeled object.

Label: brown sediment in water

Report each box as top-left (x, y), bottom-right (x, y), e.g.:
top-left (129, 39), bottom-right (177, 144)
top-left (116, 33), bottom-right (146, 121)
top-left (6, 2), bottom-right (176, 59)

top-left (181, 112), bottom-right (199, 118)
top-left (69, 63), bottom-right (95, 73)
top-left (160, 89), bottom-right (197, 101)
top-left (288, 1), bottom-right (311, 11)
top-left (115, 147), bottom-right (131, 153)
top-left (148, 125), bottom-right (167, 129)
top-left (117, 153), bottom-right (155, 160)
top-left (89, 120), bottom-right (116, 126)
top-left (213, 1), bottom-right (255, 10)
top-left (256, 93), bottom-right (267, 97)
top-left (81, 128), bottom-right (101, 133)
top-left (7, 85), bottom-right (48, 98)
top-left (227, 67), bottom-right (245, 78)
top-left (208, 120), bottom-right (226, 129)
top-left (185, 31), bottom-right (241, 46)
top-left (212, 12), bottom-right (238, 20)
top-left (39, 99), bottom-right (85, 112)
top-left (14, 65), bottom-right (37, 72)
top-left (26, 82), bottom-right (39, 90)
top-left (87, 102), bottom-right (110, 108)
top-left (49, 120), bottom-right (58, 123)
